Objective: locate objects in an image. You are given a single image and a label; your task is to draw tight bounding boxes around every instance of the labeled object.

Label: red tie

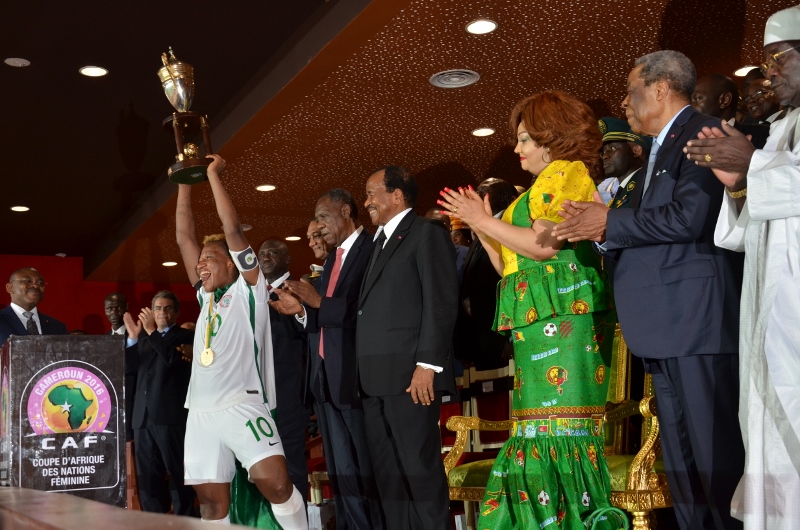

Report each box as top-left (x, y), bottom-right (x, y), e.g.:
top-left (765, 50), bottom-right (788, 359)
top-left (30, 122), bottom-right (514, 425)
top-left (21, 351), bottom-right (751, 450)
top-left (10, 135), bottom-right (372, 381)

top-left (319, 247), bottom-right (345, 359)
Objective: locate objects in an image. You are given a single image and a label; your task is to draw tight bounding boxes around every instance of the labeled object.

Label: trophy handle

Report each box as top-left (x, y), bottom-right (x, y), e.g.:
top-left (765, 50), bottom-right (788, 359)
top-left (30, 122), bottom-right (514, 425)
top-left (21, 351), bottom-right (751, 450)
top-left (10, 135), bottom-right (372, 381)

top-left (161, 48), bottom-right (178, 84)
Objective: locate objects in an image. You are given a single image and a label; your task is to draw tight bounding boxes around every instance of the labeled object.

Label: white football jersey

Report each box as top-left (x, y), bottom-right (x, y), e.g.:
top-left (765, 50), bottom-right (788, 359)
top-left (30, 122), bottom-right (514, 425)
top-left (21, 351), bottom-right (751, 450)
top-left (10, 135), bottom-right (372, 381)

top-left (185, 273), bottom-right (276, 413)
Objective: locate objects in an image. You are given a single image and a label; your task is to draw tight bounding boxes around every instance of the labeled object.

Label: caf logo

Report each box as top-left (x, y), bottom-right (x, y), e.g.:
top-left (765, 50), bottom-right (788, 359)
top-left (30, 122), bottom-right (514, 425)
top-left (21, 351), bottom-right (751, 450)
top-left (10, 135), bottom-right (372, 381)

top-left (27, 367), bottom-right (111, 435)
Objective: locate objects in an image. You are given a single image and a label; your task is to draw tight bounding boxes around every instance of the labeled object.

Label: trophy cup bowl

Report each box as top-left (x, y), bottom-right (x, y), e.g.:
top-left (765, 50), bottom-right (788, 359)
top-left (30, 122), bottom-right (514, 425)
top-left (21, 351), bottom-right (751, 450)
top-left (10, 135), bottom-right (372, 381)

top-left (158, 48), bottom-right (212, 184)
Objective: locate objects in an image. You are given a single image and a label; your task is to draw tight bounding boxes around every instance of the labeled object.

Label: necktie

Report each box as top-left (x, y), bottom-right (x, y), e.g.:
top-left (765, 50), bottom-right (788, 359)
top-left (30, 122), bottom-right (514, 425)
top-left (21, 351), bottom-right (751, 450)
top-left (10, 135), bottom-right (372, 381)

top-left (365, 230), bottom-right (387, 281)
top-left (161, 330), bottom-right (168, 337)
top-left (319, 248), bottom-right (345, 360)
top-left (23, 311), bottom-right (39, 335)
top-left (642, 139), bottom-right (661, 196)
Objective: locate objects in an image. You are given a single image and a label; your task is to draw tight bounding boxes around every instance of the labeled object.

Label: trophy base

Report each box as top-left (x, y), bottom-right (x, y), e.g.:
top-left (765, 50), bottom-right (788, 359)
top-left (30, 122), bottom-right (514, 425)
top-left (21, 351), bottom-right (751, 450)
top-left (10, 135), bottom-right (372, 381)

top-left (168, 158), bottom-right (212, 184)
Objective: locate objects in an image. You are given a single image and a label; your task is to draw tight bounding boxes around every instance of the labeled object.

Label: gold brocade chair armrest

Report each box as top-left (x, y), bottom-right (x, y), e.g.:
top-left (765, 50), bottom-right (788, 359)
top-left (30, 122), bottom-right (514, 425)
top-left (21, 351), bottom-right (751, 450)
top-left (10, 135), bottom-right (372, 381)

top-left (443, 416), bottom-right (514, 476)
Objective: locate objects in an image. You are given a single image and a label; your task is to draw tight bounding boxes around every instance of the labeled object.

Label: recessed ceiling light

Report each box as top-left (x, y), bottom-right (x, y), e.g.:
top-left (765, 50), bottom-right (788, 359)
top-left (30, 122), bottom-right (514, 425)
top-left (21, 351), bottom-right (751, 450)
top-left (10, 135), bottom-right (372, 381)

top-left (162, 261), bottom-right (178, 267)
top-left (55, 253), bottom-right (67, 258)
top-left (472, 128), bottom-right (495, 137)
top-left (466, 19), bottom-right (497, 35)
top-left (256, 184), bottom-right (276, 192)
top-left (79, 66), bottom-right (108, 77)
top-left (10, 206), bottom-right (29, 212)
top-left (4, 58), bottom-right (30, 67)
top-left (285, 236), bottom-right (301, 241)
top-left (734, 66), bottom-right (759, 77)
top-left (430, 69), bottom-right (480, 89)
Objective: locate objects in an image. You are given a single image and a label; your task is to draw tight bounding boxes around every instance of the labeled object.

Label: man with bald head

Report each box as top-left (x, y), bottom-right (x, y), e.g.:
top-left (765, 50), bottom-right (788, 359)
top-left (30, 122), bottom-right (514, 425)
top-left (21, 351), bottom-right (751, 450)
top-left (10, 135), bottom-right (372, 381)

top-left (104, 292), bottom-right (138, 442)
top-left (745, 77), bottom-right (782, 124)
top-left (684, 6), bottom-right (800, 526)
top-left (1, 267), bottom-right (66, 345)
top-left (257, 239), bottom-right (309, 503)
top-left (692, 73), bottom-right (769, 148)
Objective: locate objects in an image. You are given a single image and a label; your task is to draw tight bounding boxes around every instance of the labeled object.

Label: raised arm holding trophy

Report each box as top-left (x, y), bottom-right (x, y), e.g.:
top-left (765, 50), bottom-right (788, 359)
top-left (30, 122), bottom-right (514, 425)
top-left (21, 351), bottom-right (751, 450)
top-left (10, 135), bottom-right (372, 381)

top-left (157, 47), bottom-right (213, 184)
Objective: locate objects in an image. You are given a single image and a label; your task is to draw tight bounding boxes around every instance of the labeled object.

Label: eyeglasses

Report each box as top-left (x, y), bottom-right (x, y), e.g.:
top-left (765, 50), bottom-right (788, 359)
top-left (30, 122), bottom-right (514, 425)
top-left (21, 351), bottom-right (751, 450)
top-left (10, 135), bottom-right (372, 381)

top-left (744, 90), bottom-right (774, 105)
top-left (11, 278), bottom-right (46, 288)
top-left (761, 44), bottom-right (800, 76)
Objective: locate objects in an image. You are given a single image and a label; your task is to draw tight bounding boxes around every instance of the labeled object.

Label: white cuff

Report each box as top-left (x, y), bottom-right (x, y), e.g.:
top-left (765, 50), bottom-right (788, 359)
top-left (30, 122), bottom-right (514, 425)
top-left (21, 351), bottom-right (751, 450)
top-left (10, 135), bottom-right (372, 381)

top-left (294, 310), bottom-right (307, 328)
top-left (416, 362), bottom-right (443, 373)
top-left (594, 241), bottom-right (608, 252)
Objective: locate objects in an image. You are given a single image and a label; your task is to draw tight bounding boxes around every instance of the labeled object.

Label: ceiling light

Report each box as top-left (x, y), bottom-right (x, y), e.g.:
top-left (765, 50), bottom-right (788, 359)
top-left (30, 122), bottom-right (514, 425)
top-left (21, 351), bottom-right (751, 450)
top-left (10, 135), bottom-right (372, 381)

top-left (10, 206), bottom-right (29, 212)
top-left (430, 69), bottom-right (480, 89)
top-left (466, 19), bottom-right (497, 35)
top-left (4, 58), bottom-right (30, 67)
top-left (285, 236), bottom-right (301, 241)
top-left (734, 66), bottom-right (759, 77)
top-left (256, 184), bottom-right (276, 192)
top-left (79, 66), bottom-right (108, 77)
top-left (162, 261), bottom-right (178, 267)
top-left (472, 128), bottom-right (495, 137)
top-left (55, 253), bottom-right (67, 258)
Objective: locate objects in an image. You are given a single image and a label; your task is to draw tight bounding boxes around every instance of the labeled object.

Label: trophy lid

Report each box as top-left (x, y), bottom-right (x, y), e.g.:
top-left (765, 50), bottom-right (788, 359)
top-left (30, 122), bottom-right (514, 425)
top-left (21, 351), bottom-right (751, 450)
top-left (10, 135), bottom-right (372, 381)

top-left (157, 47), bottom-right (194, 112)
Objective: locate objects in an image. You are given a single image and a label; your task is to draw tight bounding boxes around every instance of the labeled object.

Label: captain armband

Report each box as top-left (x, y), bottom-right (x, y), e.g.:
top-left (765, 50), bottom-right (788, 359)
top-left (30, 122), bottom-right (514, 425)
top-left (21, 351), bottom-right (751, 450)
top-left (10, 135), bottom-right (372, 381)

top-left (230, 246), bottom-right (259, 272)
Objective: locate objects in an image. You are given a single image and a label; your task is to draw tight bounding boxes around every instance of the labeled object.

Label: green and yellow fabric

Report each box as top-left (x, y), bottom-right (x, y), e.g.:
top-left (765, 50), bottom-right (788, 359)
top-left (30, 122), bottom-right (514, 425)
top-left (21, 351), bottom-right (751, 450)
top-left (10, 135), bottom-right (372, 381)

top-left (477, 160), bottom-right (618, 530)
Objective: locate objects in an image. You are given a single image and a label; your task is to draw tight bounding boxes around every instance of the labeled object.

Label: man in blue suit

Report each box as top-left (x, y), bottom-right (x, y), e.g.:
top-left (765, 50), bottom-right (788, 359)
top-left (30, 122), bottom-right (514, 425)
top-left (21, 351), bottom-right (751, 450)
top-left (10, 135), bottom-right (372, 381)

top-left (271, 188), bottom-right (383, 530)
top-left (553, 50), bottom-right (745, 530)
top-left (1, 267), bottom-right (67, 346)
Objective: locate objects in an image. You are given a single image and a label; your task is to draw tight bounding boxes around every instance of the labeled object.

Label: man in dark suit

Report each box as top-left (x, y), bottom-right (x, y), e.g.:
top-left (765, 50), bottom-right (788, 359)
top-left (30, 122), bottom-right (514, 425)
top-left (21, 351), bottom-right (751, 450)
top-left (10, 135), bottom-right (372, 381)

top-left (691, 73), bottom-right (770, 149)
top-left (104, 292), bottom-right (138, 442)
top-left (454, 178), bottom-right (518, 370)
top-left (257, 239), bottom-right (310, 504)
top-left (553, 51), bottom-right (745, 530)
top-left (272, 189), bottom-right (382, 530)
top-left (123, 290), bottom-right (196, 515)
top-left (1, 267), bottom-right (67, 345)
top-left (357, 166), bottom-right (457, 530)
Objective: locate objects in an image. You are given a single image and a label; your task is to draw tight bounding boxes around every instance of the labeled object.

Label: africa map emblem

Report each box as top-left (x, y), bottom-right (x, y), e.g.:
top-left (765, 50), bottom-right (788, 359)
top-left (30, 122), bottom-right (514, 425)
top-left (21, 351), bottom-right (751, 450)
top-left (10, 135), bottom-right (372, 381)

top-left (27, 367), bottom-right (111, 434)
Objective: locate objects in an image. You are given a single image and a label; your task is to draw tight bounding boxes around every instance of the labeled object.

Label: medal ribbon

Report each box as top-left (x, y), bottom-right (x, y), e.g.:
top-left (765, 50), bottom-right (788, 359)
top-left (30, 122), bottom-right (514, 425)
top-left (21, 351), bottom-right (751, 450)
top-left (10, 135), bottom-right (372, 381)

top-left (205, 296), bottom-right (221, 352)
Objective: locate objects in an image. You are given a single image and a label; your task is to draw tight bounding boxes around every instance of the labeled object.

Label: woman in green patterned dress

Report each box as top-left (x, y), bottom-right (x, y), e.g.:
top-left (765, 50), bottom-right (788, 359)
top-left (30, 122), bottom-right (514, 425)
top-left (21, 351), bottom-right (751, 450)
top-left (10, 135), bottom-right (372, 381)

top-left (439, 90), bottom-right (617, 529)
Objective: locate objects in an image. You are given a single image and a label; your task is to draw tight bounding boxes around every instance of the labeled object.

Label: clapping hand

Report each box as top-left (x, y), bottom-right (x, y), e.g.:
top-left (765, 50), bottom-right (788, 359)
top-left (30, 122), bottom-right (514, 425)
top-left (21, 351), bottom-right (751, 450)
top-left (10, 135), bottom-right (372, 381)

top-left (122, 312), bottom-right (142, 338)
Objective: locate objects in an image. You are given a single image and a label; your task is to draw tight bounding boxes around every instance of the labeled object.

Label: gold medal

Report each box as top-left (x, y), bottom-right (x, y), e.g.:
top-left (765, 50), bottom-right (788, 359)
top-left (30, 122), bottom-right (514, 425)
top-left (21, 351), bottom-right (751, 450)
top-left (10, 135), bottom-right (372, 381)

top-left (200, 348), bottom-right (215, 367)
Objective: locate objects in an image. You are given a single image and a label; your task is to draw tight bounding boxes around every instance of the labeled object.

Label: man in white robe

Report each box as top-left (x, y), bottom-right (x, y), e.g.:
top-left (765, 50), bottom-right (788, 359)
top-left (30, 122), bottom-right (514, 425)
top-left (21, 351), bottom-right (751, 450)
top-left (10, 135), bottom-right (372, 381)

top-left (683, 5), bottom-right (800, 528)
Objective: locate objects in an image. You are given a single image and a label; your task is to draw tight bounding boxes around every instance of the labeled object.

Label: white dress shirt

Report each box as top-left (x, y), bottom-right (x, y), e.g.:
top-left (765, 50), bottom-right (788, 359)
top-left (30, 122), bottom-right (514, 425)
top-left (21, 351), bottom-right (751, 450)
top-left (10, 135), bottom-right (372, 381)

top-left (10, 303), bottom-right (40, 334)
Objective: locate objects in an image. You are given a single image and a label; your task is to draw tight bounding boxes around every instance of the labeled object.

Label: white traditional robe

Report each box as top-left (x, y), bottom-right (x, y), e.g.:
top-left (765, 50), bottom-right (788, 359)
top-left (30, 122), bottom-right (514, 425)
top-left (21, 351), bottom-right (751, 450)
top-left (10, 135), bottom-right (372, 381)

top-left (715, 108), bottom-right (800, 529)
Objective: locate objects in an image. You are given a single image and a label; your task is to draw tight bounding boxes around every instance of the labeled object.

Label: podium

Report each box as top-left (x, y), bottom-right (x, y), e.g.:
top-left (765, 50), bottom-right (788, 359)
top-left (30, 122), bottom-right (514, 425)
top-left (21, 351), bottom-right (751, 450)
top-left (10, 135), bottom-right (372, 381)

top-left (0, 335), bottom-right (126, 507)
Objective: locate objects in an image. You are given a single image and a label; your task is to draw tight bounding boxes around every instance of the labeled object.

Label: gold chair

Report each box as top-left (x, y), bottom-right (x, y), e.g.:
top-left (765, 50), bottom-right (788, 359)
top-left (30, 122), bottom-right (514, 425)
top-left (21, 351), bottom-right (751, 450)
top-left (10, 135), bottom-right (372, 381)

top-left (444, 326), bottom-right (672, 530)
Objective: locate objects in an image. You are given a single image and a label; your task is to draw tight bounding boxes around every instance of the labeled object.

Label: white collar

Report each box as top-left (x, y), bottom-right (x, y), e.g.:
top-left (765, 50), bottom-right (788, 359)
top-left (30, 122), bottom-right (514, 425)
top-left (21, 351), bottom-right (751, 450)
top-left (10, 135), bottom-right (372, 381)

top-left (111, 326), bottom-right (126, 335)
top-left (655, 105), bottom-right (691, 146)
top-left (374, 208), bottom-right (413, 243)
top-left (619, 167), bottom-right (642, 188)
top-left (340, 225), bottom-right (363, 251)
top-left (269, 271), bottom-right (291, 289)
top-left (10, 303), bottom-right (38, 319)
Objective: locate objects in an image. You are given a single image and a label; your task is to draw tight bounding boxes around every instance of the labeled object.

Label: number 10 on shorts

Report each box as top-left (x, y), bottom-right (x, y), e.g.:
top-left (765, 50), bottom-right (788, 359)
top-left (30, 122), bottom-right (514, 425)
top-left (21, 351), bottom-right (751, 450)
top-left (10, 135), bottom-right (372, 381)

top-left (245, 417), bottom-right (274, 442)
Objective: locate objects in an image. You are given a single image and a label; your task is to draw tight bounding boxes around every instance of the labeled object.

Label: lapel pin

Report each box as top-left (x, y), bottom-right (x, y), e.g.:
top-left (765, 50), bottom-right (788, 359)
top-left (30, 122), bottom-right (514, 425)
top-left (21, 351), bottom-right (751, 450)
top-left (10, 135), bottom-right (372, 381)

top-left (670, 134), bottom-right (675, 138)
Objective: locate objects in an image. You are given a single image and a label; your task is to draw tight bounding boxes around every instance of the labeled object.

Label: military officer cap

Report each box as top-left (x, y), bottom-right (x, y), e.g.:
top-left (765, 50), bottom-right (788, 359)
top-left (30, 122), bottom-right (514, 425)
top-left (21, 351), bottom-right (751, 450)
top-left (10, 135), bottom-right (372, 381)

top-left (597, 117), bottom-right (652, 149)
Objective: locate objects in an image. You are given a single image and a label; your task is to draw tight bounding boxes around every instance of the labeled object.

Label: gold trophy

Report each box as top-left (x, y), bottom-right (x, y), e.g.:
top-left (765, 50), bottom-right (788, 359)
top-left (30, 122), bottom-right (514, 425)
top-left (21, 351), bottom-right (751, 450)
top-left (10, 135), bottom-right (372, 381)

top-left (157, 47), bottom-right (213, 184)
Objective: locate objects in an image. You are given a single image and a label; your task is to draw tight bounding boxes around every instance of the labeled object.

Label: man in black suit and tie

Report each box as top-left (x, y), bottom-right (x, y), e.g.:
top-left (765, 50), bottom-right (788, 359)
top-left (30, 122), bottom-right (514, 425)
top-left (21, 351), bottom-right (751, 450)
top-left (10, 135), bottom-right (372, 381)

top-left (104, 292), bottom-right (138, 442)
top-left (691, 73), bottom-right (770, 149)
top-left (1, 267), bottom-right (67, 346)
top-left (257, 239), bottom-right (310, 504)
top-left (553, 51), bottom-right (745, 529)
top-left (357, 167), bottom-right (457, 530)
top-left (454, 178), bottom-right (517, 370)
top-left (123, 290), bottom-right (196, 515)
top-left (272, 189), bottom-right (382, 530)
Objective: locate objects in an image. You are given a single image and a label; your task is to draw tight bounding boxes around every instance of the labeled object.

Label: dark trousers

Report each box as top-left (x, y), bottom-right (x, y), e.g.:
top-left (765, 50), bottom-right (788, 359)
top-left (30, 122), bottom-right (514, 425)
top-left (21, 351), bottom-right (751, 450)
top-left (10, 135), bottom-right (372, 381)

top-left (134, 420), bottom-right (196, 515)
top-left (362, 393), bottom-right (448, 530)
top-left (645, 354), bottom-right (744, 530)
top-left (276, 404), bottom-right (310, 503)
top-left (315, 400), bottom-right (383, 530)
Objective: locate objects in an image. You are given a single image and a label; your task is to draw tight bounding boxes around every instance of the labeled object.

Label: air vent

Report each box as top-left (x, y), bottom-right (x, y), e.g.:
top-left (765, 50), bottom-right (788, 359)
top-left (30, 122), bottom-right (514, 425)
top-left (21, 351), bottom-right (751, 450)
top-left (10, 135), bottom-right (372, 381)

top-left (429, 69), bottom-right (480, 89)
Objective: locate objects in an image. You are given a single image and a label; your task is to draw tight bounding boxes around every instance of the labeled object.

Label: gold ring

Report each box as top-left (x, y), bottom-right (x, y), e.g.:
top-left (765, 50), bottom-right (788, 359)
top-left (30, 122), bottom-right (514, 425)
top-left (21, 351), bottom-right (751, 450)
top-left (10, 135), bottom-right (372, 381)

top-left (453, 206), bottom-right (459, 214)
top-left (704, 153), bottom-right (712, 163)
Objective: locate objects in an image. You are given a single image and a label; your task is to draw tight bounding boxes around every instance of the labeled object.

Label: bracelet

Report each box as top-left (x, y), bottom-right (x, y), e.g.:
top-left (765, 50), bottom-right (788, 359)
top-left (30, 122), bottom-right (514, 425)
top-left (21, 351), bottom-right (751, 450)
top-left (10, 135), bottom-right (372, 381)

top-left (726, 187), bottom-right (747, 199)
